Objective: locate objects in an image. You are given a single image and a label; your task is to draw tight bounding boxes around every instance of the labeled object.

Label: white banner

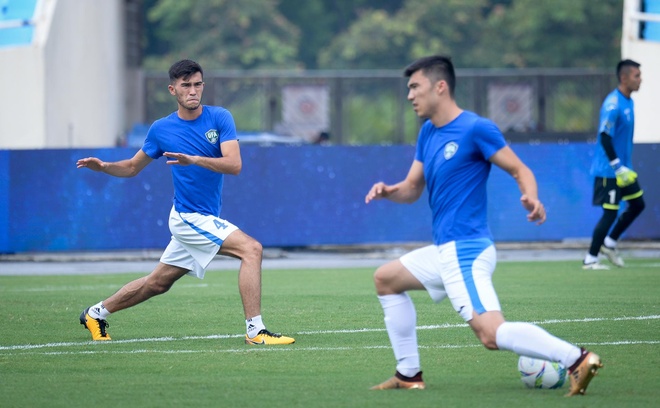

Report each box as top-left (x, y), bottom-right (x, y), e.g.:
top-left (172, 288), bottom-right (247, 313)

top-left (281, 85), bottom-right (329, 140)
top-left (487, 84), bottom-right (535, 132)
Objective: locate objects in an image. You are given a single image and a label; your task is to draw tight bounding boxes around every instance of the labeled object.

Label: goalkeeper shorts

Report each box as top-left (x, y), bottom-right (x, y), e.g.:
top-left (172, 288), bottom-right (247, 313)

top-left (592, 177), bottom-right (643, 210)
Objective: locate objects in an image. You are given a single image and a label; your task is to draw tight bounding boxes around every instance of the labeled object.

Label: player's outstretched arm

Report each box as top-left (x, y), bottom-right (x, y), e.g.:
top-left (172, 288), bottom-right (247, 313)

top-left (365, 160), bottom-right (425, 204)
top-left (163, 140), bottom-right (242, 175)
top-left (76, 150), bottom-right (152, 178)
top-left (365, 182), bottom-right (399, 203)
top-left (520, 194), bottom-right (545, 224)
top-left (490, 146), bottom-right (546, 225)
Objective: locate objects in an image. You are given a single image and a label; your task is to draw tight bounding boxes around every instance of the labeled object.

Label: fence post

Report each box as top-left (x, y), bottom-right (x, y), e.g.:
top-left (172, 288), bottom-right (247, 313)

top-left (332, 77), bottom-right (344, 144)
top-left (265, 77), bottom-right (276, 132)
top-left (537, 74), bottom-right (546, 132)
top-left (395, 77), bottom-right (406, 144)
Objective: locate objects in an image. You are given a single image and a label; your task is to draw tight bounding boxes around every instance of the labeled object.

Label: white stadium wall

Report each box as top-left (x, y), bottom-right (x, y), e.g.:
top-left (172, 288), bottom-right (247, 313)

top-left (0, 45), bottom-right (46, 148)
top-left (0, 0), bottom-right (125, 148)
top-left (622, 0), bottom-right (660, 143)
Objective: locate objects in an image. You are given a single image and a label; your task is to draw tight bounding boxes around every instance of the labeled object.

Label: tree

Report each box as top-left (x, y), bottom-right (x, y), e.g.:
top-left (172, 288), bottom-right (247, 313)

top-left (317, 8), bottom-right (418, 69)
top-left (481, 0), bottom-right (622, 68)
top-left (316, 0), bottom-right (622, 69)
top-left (277, 0), bottom-right (406, 69)
top-left (143, 0), bottom-right (300, 70)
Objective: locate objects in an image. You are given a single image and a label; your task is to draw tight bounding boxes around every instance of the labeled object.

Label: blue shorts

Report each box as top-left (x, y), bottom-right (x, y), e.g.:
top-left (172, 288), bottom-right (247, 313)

top-left (400, 238), bottom-right (501, 322)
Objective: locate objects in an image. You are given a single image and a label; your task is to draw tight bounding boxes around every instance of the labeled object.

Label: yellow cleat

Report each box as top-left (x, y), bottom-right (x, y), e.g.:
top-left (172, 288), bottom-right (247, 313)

top-left (370, 372), bottom-right (425, 390)
top-left (565, 350), bottom-right (603, 396)
top-left (245, 329), bottom-right (295, 345)
top-left (79, 308), bottom-right (111, 341)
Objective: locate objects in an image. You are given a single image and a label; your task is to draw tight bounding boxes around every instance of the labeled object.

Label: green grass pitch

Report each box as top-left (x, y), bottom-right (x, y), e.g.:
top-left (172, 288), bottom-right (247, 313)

top-left (1, 259), bottom-right (659, 407)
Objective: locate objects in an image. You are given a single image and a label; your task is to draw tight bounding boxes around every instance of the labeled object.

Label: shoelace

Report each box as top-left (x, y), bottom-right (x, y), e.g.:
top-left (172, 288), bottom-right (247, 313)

top-left (258, 329), bottom-right (281, 338)
top-left (97, 319), bottom-right (110, 336)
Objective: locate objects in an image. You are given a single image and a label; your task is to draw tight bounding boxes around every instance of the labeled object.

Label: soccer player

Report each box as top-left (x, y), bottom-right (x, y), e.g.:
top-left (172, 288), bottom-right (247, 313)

top-left (76, 59), bottom-right (294, 345)
top-left (583, 59), bottom-right (645, 270)
top-left (365, 55), bottom-right (601, 396)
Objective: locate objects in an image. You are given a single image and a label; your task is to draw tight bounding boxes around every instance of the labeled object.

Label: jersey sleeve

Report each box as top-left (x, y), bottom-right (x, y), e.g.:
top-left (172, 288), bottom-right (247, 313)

top-left (473, 118), bottom-right (507, 160)
top-left (216, 108), bottom-right (238, 144)
top-left (414, 120), bottom-right (433, 162)
top-left (598, 95), bottom-right (619, 136)
top-left (141, 120), bottom-right (164, 159)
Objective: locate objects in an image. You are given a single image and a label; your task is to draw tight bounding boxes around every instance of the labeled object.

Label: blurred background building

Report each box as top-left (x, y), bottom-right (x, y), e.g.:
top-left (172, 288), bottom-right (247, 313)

top-left (1, 0), bottom-right (658, 149)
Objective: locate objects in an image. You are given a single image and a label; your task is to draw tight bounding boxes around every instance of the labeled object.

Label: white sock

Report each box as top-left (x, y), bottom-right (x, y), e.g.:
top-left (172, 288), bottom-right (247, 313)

top-left (604, 236), bottom-right (617, 248)
top-left (87, 302), bottom-right (110, 319)
top-left (378, 293), bottom-right (420, 377)
top-left (246, 315), bottom-right (265, 338)
top-left (584, 254), bottom-right (598, 264)
top-left (495, 322), bottom-right (581, 367)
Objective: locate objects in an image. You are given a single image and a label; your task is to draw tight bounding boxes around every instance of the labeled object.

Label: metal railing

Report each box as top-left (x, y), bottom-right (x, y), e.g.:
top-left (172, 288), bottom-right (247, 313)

top-left (143, 68), bottom-right (616, 145)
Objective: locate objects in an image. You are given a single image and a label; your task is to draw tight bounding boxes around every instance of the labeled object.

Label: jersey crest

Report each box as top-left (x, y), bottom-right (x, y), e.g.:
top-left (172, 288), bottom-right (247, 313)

top-left (444, 142), bottom-right (458, 160)
top-left (205, 129), bottom-right (219, 144)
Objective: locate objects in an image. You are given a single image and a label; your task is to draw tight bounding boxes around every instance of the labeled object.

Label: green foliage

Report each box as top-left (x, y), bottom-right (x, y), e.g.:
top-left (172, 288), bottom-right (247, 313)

top-left (315, 0), bottom-right (622, 69)
top-left (1, 259), bottom-right (659, 407)
top-left (551, 94), bottom-right (595, 132)
top-left (547, 81), bottom-right (598, 132)
top-left (142, 0), bottom-right (623, 71)
top-left (318, 9), bottom-right (416, 69)
top-left (276, 0), bottom-right (407, 68)
top-left (343, 93), bottom-right (419, 144)
top-left (138, 0), bottom-right (623, 143)
top-left (143, 0), bottom-right (300, 70)
top-left (482, 0), bottom-right (623, 68)
top-left (344, 93), bottom-right (398, 144)
top-left (227, 93), bottom-right (265, 131)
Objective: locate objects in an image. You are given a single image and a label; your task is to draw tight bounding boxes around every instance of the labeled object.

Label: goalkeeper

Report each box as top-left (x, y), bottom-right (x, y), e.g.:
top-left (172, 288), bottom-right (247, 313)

top-left (583, 59), bottom-right (645, 270)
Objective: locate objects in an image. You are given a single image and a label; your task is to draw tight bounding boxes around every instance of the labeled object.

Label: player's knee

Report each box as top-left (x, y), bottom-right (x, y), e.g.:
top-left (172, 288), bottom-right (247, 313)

top-left (630, 197), bottom-right (645, 215)
top-left (244, 238), bottom-right (263, 261)
top-left (373, 268), bottom-right (392, 294)
top-left (477, 332), bottom-right (499, 350)
top-left (482, 338), bottom-right (499, 350)
top-left (471, 314), bottom-right (503, 350)
top-left (601, 208), bottom-right (618, 222)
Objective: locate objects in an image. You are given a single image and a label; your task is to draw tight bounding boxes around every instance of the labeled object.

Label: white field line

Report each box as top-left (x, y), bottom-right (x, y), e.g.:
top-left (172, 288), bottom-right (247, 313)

top-left (5, 341), bottom-right (660, 357)
top-left (0, 283), bottom-right (211, 292)
top-left (1, 314), bottom-right (658, 354)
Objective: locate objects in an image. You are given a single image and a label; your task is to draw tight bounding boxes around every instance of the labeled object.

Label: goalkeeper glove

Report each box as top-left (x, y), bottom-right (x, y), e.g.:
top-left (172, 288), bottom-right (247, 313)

top-left (610, 159), bottom-right (638, 187)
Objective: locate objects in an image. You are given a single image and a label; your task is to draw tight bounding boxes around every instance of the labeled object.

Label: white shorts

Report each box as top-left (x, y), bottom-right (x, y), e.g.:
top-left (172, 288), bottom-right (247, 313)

top-left (400, 238), bottom-right (500, 322)
top-left (160, 206), bottom-right (239, 279)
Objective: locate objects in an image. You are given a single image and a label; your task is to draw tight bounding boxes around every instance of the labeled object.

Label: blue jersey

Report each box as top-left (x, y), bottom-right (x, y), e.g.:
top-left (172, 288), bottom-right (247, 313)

top-left (415, 111), bottom-right (507, 245)
top-left (590, 89), bottom-right (635, 178)
top-left (142, 105), bottom-right (237, 216)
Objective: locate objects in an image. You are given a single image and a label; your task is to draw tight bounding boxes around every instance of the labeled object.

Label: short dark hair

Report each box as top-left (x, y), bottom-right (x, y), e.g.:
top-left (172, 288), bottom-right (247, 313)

top-left (404, 55), bottom-right (456, 97)
top-left (616, 59), bottom-right (640, 82)
top-left (168, 59), bottom-right (203, 83)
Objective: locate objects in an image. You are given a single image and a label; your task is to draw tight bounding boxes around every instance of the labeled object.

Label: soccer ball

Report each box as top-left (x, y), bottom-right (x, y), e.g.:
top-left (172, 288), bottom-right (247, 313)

top-left (518, 356), bottom-right (567, 389)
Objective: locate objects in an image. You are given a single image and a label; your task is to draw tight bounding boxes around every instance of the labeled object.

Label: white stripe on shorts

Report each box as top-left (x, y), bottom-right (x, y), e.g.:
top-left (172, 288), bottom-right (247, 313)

top-left (160, 206), bottom-right (239, 279)
top-left (400, 238), bottom-right (501, 321)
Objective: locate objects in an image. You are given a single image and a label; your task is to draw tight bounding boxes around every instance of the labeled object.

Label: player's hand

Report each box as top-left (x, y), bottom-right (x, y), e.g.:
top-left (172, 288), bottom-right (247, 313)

top-left (614, 165), bottom-right (638, 187)
top-left (521, 195), bottom-right (546, 225)
top-left (76, 157), bottom-right (105, 172)
top-left (365, 182), bottom-right (398, 204)
top-left (163, 152), bottom-right (196, 166)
